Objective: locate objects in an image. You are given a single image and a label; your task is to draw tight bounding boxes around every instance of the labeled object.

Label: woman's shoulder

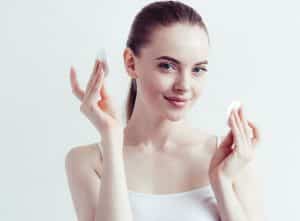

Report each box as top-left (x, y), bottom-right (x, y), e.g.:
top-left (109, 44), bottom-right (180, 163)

top-left (65, 142), bottom-right (103, 177)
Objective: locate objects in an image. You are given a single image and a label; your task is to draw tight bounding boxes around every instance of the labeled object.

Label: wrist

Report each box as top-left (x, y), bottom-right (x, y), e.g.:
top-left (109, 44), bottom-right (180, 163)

top-left (101, 139), bottom-right (123, 155)
top-left (209, 169), bottom-right (231, 185)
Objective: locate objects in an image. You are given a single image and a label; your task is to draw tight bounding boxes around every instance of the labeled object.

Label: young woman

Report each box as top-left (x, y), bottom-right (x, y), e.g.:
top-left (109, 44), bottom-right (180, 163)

top-left (65, 1), bottom-right (266, 221)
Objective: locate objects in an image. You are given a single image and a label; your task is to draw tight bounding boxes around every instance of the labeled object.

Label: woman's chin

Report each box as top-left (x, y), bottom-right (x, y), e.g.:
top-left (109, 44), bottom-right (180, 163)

top-left (157, 97), bottom-right (192, 121)
top-left (168, 115), bottom-right (185, 122)
top-left (163, 109), bottom-right (188, 121)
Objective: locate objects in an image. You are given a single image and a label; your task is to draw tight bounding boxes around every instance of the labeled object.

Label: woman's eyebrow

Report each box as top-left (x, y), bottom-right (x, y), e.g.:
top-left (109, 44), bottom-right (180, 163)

top-left (155, 56), bottom-right (208, 65)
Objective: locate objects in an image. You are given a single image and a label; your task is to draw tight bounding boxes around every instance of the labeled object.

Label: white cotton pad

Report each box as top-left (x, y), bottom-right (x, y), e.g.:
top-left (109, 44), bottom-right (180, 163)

top-left (96, 47), bottom-right (109, 77)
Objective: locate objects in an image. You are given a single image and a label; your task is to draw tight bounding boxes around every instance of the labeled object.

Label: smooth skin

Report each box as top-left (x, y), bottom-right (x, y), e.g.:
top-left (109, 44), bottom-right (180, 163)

top-left (65, 23), bottom-right (266, 221)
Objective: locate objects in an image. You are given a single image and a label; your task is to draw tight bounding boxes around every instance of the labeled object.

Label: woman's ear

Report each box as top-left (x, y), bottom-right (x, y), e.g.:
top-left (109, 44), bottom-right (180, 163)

top-left (123, 48), bottom-right (138, 79)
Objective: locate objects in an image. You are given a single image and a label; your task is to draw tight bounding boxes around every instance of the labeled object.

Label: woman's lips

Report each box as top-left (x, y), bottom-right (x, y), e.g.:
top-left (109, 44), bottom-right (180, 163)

top-left (164, 96), bottom-right (187, 107)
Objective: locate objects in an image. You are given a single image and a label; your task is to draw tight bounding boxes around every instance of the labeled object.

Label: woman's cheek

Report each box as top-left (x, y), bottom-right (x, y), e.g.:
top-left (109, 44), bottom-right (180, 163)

top-left (139, 72), bottom-right (163, 102)
top-left (194, 81), bottom-right (206, 101)
top-left (146, 71), bottom-right (169, 93)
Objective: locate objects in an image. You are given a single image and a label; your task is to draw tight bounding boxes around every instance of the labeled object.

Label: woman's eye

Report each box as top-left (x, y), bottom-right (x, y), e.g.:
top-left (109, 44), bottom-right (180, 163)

top-left (193, 67), bottom-right (207, 75)
top-left (158, 62), bottom-right (176, 71)
top-left (158, 62), bottom-right (207, 75)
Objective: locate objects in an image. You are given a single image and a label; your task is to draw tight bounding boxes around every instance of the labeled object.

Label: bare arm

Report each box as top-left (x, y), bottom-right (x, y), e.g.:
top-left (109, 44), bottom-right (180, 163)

top-left (232, 158), bottom-right (267, 221)
top-left (210, 173), bottom-right (248, 221)
top-left (65, 141), bottom-right (133, 221)
top-left (219, 136), bottom-right (267, 221)
top-left (67, 53), bottom-right (133, 220)
top-left (95, 140), bottom-right (133, 221)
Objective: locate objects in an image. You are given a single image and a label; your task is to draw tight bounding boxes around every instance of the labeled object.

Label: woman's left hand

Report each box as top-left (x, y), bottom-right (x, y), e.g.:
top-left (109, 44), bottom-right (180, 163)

top-left (208, 104), bottom-right (261, 181)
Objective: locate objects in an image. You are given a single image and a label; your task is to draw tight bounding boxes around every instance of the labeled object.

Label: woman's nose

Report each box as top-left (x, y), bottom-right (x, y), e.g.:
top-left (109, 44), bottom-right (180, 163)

top-left (173, 72), bottom-right (191, 92)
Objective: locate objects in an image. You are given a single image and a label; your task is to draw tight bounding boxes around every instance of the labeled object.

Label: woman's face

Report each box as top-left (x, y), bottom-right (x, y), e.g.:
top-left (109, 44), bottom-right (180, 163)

top-left (130, 23), bottom-right (209, 121)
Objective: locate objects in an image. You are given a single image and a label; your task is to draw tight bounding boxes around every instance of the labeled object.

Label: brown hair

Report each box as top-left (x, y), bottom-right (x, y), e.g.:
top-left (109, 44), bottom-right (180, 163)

top-left (125, 0), bottom-right (210, 122)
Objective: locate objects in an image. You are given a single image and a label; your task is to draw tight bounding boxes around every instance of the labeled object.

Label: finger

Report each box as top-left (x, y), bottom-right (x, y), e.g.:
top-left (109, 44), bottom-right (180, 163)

top-left (85, 59), bottom-right (101, 94)
top-left (100, 80), bottom-right (110, 100)
top-left (230, 111), bottom-right (243, 147)
top-left (89, 61), bottom-right (119, 120)
top-left (95, 66), bottom-right (118, 120)
top-left (238, 105), bottom-right (252, 141)
top-left (81, 68), bottom-right (110, 124)
top-left (90, 62), bottom-right (105, 99)
top-left (220, 130), bottom-right (234, 150)
top-left (233, 109), bottom-right (246, 139)
top-left (84, 61), bottom-right (104, 102)
top-left (233, 108), bottom-right (250, 156)
top-left (86, 59), bottom-right (100, 92)
top-left (70, 66), bottom-right (84, 101)
top-left (210, 140), bottom-right (233, 172)
top-left (247, 120), bottom-right (261, 146)
top-left (84, 60), bottom-right (101, 99)
top-left (98, 78), bottom-right (119, 119)
top-left (97, 48), bottom-right (109, 77)
top-left (102, 59), bottom-right (109, 77)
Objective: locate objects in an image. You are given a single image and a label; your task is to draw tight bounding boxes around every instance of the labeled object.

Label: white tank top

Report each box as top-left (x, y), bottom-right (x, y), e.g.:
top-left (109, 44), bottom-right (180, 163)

top-left (127, 135), bottom-right (221, 221)
top-left (128, 185), bottom-right (220, 221)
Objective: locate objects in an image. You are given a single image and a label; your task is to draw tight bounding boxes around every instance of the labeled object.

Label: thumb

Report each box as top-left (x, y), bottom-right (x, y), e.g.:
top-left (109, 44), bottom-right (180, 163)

top-left (210, 131), bottom-right (234, 170)
top-left (98, 83), bottom-right (118, 119)
top-left (220, 130), bottom-right (234, 150)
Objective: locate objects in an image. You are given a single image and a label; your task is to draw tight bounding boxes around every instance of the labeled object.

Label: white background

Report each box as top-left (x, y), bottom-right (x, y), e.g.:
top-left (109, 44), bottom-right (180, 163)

top-left (1, 0), bottom-right (299, 220)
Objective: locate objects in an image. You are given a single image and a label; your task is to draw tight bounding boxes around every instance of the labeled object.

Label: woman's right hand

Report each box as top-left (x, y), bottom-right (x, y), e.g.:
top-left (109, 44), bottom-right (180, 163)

top-left (69, 59), bottom-right (124, 147)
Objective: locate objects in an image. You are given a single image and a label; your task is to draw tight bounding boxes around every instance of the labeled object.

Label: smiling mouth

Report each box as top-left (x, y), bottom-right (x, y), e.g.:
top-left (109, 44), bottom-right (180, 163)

top-left (164, 96), bottom-right (188, 107)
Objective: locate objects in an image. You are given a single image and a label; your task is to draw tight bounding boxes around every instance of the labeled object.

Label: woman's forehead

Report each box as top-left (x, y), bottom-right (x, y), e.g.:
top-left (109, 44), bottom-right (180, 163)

top-left (142, 24), bottom-right (209, 63)
top-left (153, 24), bottom-right (207, 44)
